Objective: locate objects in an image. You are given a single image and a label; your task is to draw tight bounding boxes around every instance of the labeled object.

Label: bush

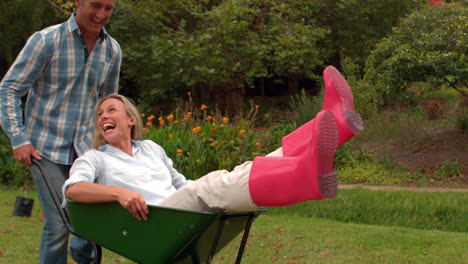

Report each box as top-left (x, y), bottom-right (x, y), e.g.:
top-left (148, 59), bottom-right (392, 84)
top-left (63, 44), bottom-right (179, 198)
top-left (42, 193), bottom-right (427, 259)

top-left (141, 99), bottom-right (280, 179)
top-left (365, 3), bottom-right (467, 107)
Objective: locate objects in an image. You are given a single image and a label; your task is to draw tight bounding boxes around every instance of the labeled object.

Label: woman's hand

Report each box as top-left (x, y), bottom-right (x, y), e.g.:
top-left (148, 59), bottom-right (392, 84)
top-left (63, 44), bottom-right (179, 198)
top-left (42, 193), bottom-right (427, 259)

top-left (117, 189), bottom-right (149, 221)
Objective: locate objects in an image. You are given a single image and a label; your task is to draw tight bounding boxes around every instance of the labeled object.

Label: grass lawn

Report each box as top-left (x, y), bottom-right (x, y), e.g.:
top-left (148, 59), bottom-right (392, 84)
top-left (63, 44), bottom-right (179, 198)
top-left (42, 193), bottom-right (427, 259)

top-left (1, 188), bottom-right (466, 264)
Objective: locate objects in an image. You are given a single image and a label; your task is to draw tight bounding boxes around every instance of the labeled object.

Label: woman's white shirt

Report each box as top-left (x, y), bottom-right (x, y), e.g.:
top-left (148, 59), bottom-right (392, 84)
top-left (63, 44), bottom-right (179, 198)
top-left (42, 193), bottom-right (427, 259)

top-left (62, 140), bottom-right (192, 207)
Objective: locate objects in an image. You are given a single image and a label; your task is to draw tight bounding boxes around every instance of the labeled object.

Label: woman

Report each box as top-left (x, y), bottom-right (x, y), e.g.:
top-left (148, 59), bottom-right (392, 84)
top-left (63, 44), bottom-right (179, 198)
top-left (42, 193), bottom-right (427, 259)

top-left (63, 66), bottom-right (363, 221)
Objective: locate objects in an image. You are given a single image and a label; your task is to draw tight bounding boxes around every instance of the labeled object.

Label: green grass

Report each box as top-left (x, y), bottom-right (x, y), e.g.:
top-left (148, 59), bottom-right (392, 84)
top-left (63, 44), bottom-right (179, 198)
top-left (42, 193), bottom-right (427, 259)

top-left (269, 187), bottom-right (468, 233)
top-left (1, 188), bottom-right (467, 263)
top-left (214, 215), bottom-right (467, 264)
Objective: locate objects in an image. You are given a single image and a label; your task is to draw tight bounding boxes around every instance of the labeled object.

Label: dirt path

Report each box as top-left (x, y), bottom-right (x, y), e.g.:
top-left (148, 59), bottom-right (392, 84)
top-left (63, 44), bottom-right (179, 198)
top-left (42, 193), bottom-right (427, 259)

top-left (339, 184), bottom-right (468, 193)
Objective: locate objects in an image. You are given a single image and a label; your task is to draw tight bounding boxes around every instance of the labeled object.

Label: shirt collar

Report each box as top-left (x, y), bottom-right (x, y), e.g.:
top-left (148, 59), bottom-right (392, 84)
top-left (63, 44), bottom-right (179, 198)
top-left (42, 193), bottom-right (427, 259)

top-left (99, 141), bottom-right (138, 156)
top-left (68, 13), bottom-right (108, 41)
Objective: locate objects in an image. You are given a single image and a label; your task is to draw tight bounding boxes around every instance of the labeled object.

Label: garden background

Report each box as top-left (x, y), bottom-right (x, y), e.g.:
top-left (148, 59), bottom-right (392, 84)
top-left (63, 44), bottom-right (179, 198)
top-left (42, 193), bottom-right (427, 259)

top-left (0, 0), bottom-right (466, 263)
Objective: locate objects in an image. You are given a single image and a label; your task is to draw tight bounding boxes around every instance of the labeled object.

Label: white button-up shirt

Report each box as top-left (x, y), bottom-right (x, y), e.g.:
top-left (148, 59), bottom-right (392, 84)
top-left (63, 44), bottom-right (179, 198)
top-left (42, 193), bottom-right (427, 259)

top-left (63, 140), bottom-right (192, 206)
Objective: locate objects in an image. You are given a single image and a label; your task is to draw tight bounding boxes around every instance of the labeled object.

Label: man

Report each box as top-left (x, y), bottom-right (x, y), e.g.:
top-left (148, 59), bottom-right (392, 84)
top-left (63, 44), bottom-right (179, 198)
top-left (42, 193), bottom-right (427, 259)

top-left (0, 0), bottom-right (121, 263)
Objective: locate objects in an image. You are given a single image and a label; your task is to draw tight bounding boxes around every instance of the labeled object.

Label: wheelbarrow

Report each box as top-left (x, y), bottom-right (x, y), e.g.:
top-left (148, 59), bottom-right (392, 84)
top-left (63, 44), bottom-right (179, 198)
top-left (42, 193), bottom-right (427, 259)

top-left (32, 159), bottom-right (265, 263)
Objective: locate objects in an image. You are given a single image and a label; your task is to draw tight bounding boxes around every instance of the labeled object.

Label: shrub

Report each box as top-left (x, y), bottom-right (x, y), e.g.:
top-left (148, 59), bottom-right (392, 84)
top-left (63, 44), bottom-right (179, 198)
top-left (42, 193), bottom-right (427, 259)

top-left (289, 89), bottom-right (322, 127)
top-left (141, 99), bottom-right (279, 179)
top-left (365, 3), bottom-right (467, 106)
top-left (0, 131), bottom-right (31, 187)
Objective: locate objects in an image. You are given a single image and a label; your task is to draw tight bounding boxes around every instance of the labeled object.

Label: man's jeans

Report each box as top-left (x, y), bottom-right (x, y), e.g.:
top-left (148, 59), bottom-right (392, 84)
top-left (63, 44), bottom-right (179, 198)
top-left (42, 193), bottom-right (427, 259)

top-left (30, 158), bottom-right (95, 264)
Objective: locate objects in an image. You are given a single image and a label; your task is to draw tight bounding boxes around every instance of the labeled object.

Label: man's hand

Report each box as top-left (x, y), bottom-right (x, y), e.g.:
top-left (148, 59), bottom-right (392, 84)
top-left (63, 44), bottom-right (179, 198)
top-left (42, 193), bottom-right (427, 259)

top-left (13, 144), bottom-right (41, 167)
top-left (117, 189), bottom-right (149, 221)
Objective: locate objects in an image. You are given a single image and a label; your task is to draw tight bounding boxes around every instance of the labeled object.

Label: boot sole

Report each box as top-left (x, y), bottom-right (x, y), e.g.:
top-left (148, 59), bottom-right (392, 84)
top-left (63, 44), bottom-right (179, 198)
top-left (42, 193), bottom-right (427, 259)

top-left (317, 111), bottom-right (338, 198)
top-left (326, 66), bottom-right (364, 134)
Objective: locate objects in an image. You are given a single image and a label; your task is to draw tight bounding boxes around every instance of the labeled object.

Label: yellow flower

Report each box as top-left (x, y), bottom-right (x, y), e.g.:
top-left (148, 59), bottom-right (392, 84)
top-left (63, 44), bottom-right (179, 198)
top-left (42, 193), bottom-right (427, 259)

top-left (192, 126), bottom-right (202, 134)
top-left (222, 117), bottom-right (229, 124)
top-left (240, 129), bottom-right (246, 135)
top-left (200, 104), bottom-right (208, 110)
top-left (176, 149), bottom-right (183, 155)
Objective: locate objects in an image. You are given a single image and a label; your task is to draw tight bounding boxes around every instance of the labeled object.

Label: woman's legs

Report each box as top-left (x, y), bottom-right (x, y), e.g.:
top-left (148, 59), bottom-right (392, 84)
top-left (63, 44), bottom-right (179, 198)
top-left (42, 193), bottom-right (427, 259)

top-left (161, 66), bottom-right (361, 211)
top-left (160, 147), bottom-right (284, 211)
top-left (249, 110), bottom-right (338, 206)
top-left (161, 110), bottom-right (338, 211)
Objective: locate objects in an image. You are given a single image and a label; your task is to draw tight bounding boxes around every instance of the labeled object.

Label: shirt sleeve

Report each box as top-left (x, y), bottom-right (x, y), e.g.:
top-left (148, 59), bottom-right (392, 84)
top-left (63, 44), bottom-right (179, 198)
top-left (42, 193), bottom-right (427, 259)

top-left (61, 150), bottom-right (100, 207)
top-left (0, 32), bottom-right (50, 149)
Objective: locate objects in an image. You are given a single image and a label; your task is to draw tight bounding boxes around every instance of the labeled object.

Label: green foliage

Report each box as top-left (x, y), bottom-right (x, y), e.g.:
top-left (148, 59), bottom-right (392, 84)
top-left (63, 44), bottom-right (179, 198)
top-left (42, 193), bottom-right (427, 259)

top-left (316, 0), bottom-right (422, 72)
top-left (354, 107), bottom-right (430, 145)
top-left (0, 131), bottom-right (30, 187)
top-left (0, 0), bottom-right (65, 76)
top-left (109, 0), bottom-right (326, 110)
top-left (365, 3), bottom-right (468, 106)
top-left (140, 100), bottom-right (278, 179)
top-left (289, 89), bottom-right (323, 127)
top-left (434, 160), bottom-right (462, 181)
top-left (456, 102), bottom-right (468, 132)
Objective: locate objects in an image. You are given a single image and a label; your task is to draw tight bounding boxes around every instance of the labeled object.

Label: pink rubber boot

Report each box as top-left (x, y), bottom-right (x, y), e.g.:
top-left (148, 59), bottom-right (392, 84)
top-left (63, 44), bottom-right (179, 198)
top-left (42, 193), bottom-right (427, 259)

top-left (322, 65), bottom-right (364, 147)
top-left (249, 110), bottom-right (338, 207)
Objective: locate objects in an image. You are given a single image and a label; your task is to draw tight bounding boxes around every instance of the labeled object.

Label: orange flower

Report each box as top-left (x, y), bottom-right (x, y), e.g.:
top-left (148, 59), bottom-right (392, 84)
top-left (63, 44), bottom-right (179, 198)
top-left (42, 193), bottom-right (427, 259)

top-left (143, 128), bottom-right (149, 134)
top-left (174, 120), bottom-right (179, 124)
top-left (184, 112), bottom-right (192, 120)
top-left (146, 121), bottom-right (152, 127)
top-left (187, 92), bottom-right (191, 96)
top-left (168, 133), bottom-right (173, 138)
top-left (176, 149), bottom-right (183, 154)
top-left (147, 115), bottom-right (155, 121)
top-left (240, 129), bottom-right (246, 135)
top-left (206, 115), bottom-right (213, 121)
top-left (166, 114), bottom-right (174, 121)
top-left (200, 104), bottom-right (208, 110)
top-left (255, 105), bottom-right (260, 109)
top-left (256, 142), bottom-right (261, 147)
top-left (192, 126), bottom-right (202, 134)
top-left (222, 117), bottom-right (229, 124)
top-left (140, 113), bottom-right (146, 117)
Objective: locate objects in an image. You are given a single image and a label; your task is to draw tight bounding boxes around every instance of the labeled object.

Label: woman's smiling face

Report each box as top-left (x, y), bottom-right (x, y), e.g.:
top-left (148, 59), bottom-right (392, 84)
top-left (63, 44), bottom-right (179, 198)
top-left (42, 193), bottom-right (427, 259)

top-left (97, 98), bottom-right (135, 148)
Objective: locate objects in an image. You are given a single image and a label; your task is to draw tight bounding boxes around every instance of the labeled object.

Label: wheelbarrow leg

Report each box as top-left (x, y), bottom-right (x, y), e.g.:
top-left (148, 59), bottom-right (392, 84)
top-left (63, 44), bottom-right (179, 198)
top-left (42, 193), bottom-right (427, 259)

top-left (235, 214), bottom-right (255, 264)
top-left (206, 218), bottom-right (226, 263)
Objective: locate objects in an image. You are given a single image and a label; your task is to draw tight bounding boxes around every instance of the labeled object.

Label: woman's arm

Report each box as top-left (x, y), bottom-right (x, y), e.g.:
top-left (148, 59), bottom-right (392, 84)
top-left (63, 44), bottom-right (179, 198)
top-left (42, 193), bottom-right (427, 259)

top-left (66, 182), bottom-right (149, 221)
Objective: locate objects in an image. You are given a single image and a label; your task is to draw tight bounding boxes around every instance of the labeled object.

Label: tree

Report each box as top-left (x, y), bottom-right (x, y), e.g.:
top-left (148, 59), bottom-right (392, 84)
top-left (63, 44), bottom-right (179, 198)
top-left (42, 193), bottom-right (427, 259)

top-left (315, 0), bottom-right (423, 74)
top-left (365, 3), bottom-right (467, 106)
top-left (110, 0), bottom-right (326, 112)
top-left (0, 0), bottom-right (64, 77)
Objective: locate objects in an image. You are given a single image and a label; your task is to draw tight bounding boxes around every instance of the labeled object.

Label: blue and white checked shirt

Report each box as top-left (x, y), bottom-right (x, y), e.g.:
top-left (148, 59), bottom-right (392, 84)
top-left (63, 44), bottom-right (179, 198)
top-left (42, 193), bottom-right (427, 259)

top-left (0, 14), bottom-right (122, 165)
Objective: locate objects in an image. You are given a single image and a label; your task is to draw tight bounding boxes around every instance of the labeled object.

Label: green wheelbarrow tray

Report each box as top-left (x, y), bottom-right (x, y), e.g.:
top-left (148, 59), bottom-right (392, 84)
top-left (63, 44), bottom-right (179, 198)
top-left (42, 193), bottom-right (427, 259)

top-left (67, 201), bottom-right (265, 264)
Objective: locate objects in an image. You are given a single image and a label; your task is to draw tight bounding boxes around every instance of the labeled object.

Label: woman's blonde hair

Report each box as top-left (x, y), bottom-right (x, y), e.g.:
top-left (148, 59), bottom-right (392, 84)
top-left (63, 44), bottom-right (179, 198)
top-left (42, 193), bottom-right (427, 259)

top-left (92, 93), bottom-right (143, 149)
